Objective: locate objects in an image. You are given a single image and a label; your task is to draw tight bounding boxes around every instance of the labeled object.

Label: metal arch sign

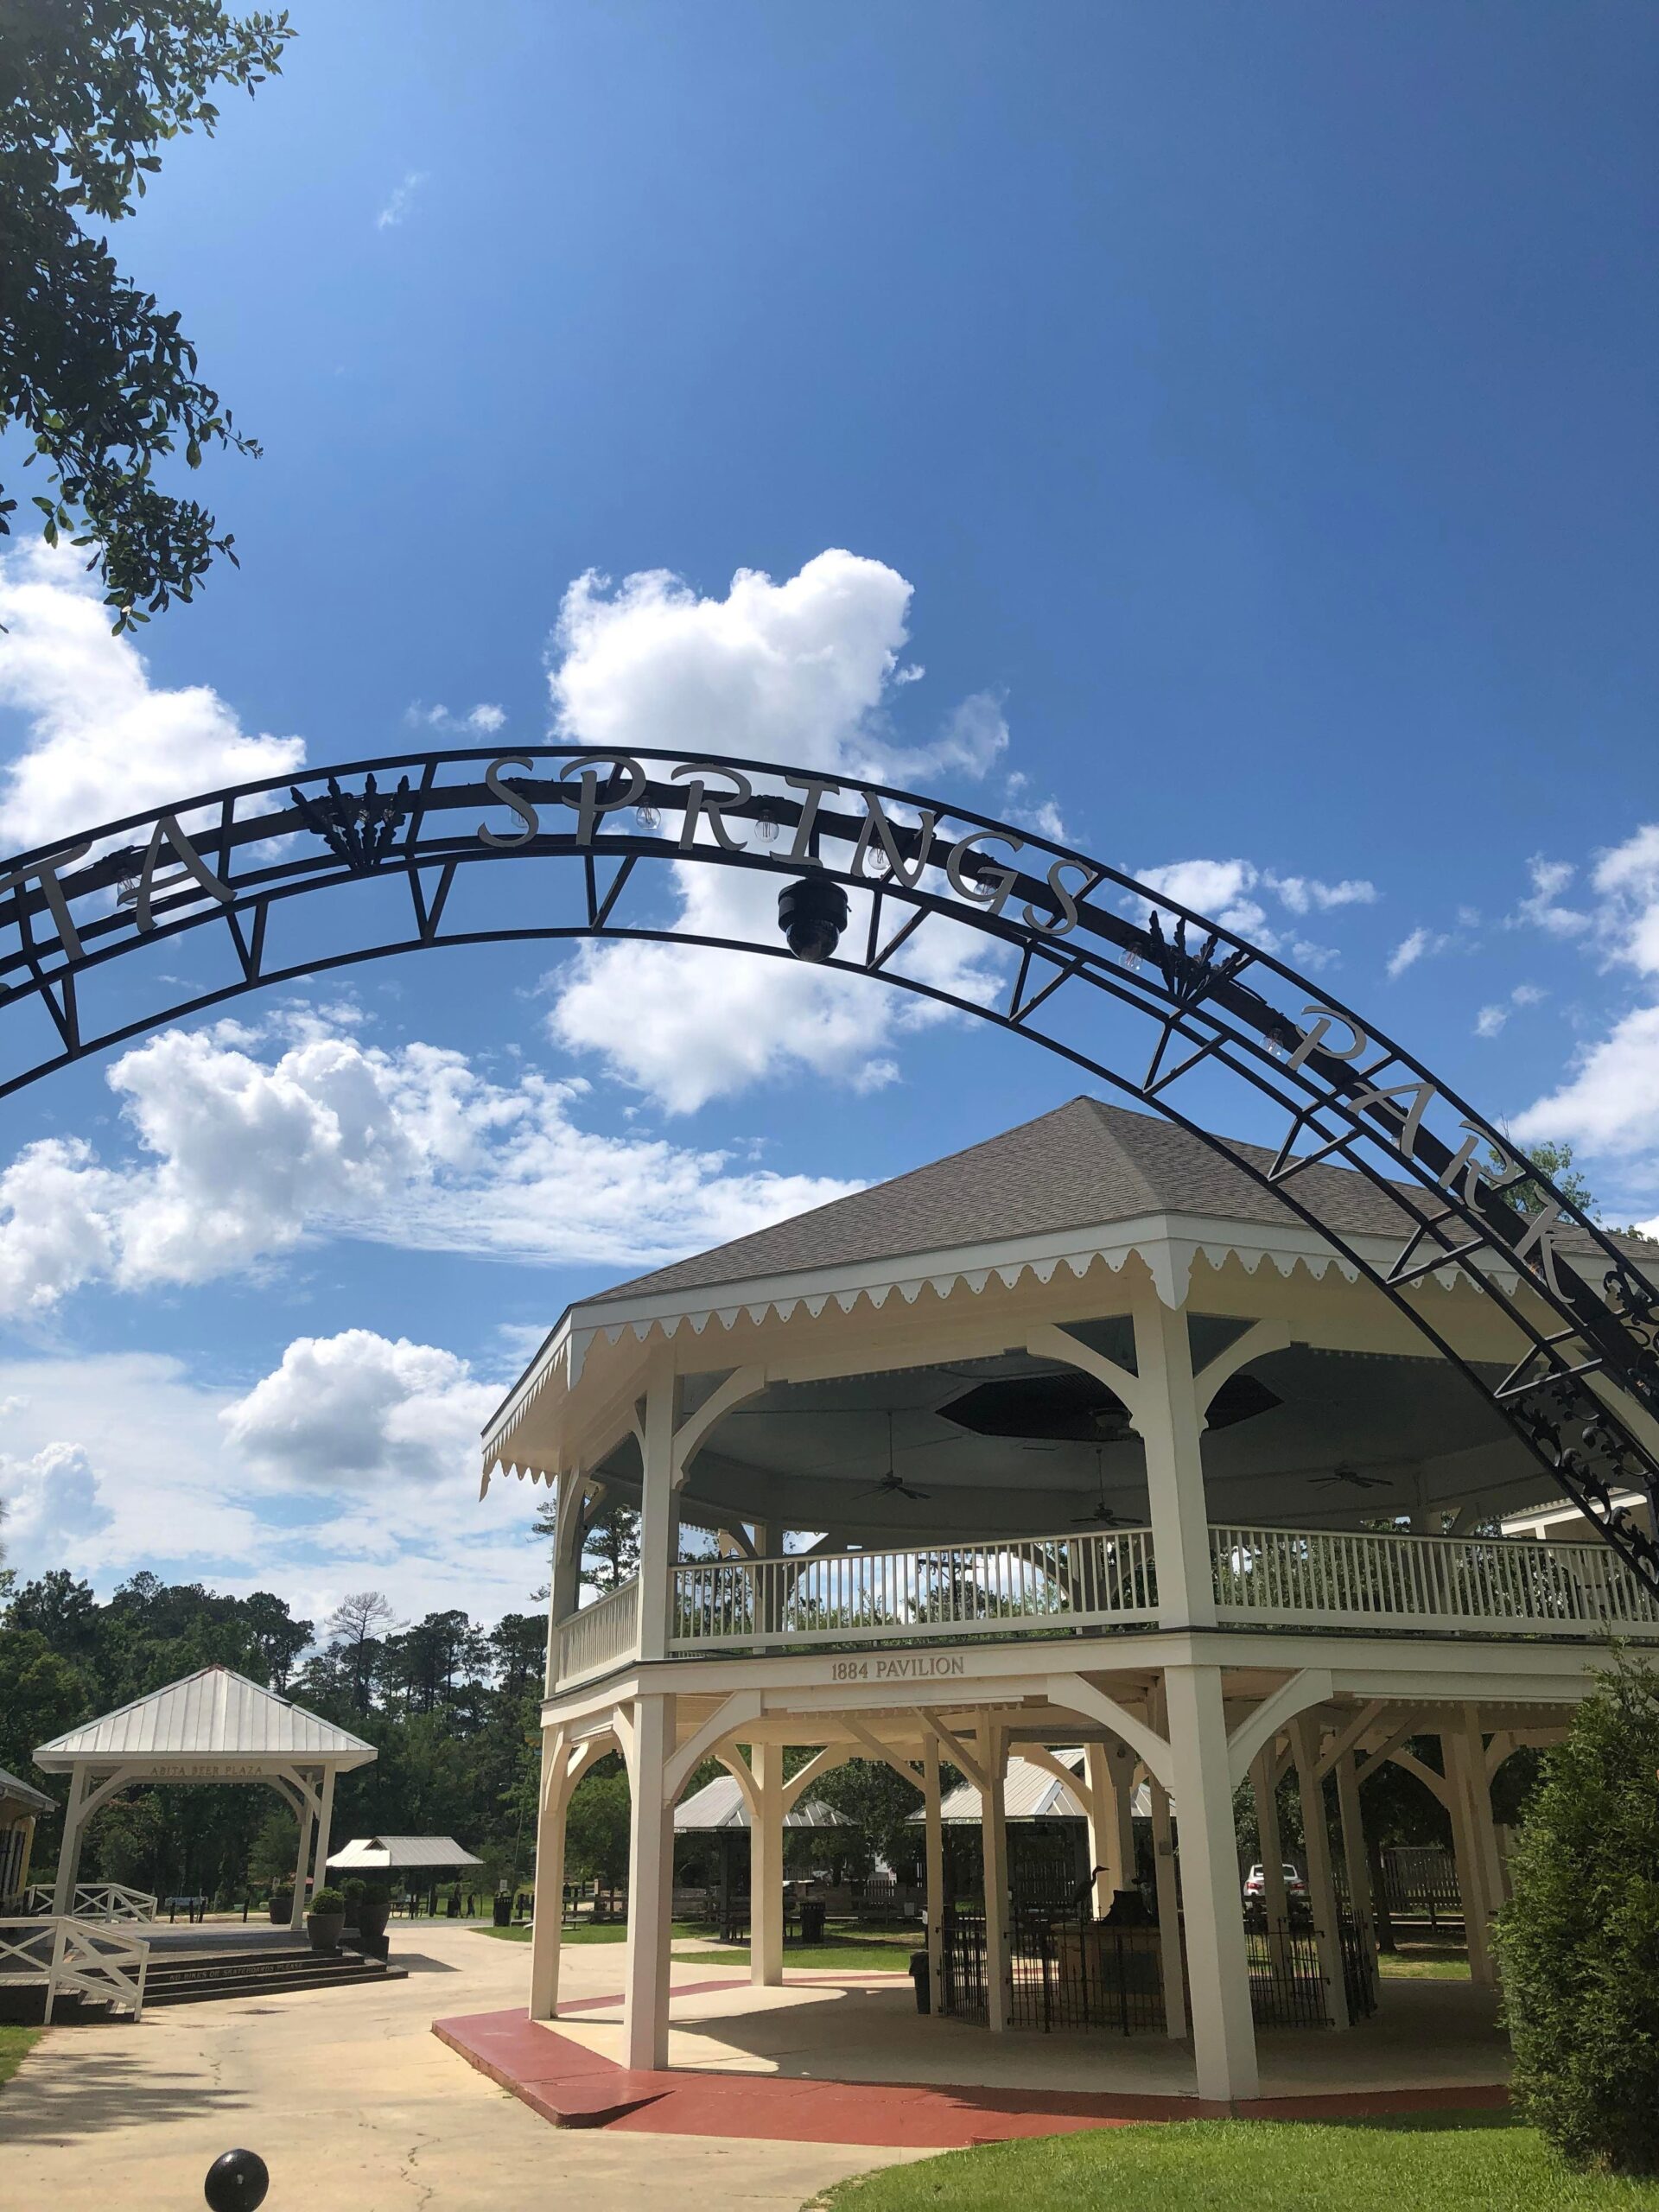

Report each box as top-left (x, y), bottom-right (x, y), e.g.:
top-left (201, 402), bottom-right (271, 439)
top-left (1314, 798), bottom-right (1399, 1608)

top-left (2, 741), bottom-right (1658, 1594)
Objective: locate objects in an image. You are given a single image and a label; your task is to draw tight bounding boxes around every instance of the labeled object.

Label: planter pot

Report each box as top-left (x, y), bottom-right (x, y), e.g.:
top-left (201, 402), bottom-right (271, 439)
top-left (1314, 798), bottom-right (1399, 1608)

top-left (357, 1892), bottom-right (391, 1942)
top-left (307, 1910), bottom-right (346, 1953)
top-left (269, 1893), bottom-right (294, 1926)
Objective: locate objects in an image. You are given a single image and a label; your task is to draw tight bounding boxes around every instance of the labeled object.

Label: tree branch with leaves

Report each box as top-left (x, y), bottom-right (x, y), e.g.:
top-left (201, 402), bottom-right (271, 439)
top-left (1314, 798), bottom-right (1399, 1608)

top-left (0, 2), bottom-right (294, 628)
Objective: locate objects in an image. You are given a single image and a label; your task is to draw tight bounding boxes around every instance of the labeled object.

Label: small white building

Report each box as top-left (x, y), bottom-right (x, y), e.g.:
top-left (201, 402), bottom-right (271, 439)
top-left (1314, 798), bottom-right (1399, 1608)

top-left (483, 1096), bottom-right (1659, 2101)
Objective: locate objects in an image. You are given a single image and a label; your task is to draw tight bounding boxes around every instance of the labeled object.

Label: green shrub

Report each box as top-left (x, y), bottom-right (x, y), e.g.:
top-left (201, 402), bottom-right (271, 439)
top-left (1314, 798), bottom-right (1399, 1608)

top-left (309, 1887), bottom-right (346, 1916)
top-left (1499, 1649), bottom-right (1659, 2173)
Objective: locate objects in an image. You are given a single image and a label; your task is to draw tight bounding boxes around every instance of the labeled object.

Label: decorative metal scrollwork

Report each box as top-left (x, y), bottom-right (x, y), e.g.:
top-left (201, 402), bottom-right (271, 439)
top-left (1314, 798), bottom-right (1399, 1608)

top-left (0, 741), bottom-right (1656, 1596)
top-left (288, 773), bottom-right (411, 874)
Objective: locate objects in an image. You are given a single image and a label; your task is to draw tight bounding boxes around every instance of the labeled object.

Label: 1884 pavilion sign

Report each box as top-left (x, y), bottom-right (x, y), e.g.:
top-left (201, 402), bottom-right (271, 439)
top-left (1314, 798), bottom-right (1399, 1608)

top-left (2, 742), bottom-right (1657, 1592)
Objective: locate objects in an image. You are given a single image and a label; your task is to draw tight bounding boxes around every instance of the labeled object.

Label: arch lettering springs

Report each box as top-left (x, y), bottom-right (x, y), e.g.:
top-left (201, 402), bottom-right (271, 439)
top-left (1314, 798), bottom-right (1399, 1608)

top-left (2, 744), bottom-right (1656, 1593)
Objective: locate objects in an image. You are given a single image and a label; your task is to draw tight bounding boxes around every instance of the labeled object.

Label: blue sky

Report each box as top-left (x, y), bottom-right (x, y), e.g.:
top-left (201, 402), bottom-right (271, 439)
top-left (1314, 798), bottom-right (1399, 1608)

top-left (0, 2), bottom-right (1656, 1628)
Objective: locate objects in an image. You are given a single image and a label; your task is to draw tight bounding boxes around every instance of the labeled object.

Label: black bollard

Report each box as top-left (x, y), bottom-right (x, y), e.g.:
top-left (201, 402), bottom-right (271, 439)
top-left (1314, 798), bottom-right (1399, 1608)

top-left (204, 2148), bottom-right (270, 2210)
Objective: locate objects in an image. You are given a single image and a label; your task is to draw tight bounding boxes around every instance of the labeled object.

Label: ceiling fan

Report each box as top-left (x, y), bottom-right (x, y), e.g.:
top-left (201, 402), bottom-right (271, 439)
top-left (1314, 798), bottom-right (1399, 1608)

top-left (1309, 1461), bottom-right (1391, 1491)
top-left (1072, 1445), bottom-right (1124, 1528)
top-left (853, 1414), bottom-right (932, 1504)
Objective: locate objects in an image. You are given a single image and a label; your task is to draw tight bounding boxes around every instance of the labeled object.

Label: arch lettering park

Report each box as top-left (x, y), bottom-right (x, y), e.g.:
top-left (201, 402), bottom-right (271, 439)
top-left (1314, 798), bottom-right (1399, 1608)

top-left (1, 743), bottom-right (1656, 1594)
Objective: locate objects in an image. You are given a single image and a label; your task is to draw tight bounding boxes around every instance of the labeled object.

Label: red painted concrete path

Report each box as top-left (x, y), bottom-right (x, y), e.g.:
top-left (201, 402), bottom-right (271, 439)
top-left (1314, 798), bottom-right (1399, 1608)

top-left (432, 1989), bottom-right (1510, 2151)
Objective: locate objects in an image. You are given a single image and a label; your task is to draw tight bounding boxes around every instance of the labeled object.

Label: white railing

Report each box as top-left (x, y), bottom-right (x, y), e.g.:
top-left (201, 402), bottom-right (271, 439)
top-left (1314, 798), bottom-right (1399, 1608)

top-left (22, 1880), bottom-right (158, 1922)
top-left (671, 1529), bottom-right (1159, 1653)
top-left (1211, 1524), bottom-right (1659, 1640)
top-left (547, 1522), bottom-right (1659, 1681)
top-left (557, 1580), bottom-right (642, 1686)
top-left (0, 1916), bottom-right (149, 2022)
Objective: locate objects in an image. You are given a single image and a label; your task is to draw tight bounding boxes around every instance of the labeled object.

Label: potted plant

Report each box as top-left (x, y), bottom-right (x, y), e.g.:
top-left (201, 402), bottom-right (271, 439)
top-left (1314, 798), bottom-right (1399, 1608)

top-left (341, 1878), bottom-right (366, 1931)
top-left (268, 1886), bottom-right (294, 1926)
top-left (307, 1885), bottom-right (347, 1953)
top-left (357, 1882), bottom-right (391, 1942)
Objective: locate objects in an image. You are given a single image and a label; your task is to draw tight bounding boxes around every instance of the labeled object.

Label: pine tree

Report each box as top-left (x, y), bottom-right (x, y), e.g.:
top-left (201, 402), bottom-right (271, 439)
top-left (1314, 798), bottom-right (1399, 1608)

top-left (1499, 1650), bottom-right (1659, 2173)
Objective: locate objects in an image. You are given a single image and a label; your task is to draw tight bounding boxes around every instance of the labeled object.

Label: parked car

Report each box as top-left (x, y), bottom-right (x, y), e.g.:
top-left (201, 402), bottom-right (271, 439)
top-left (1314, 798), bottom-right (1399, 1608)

top-left (1242, 1861), bottom-right (1307, 1904)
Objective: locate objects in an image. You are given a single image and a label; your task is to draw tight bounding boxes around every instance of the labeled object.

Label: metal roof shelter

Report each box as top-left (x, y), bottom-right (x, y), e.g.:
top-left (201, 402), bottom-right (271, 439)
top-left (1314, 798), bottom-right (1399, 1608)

top-left (927, 1750), bottom-right (1154, 1825)
top-left (34, 1665), bottom-right (376, 1929)
top-left (327, 1835), bottom-right (483, 1873)
top-left (672, 1775), bottom-right (852, 1833)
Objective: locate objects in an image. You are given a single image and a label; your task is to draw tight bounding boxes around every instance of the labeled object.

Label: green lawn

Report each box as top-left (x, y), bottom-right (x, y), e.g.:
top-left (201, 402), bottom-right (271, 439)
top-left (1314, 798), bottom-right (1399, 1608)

top-left (0, 2025), bottom-right (42, 2089)
top-left (806, 2115), bottom-right (1659, 2212)
top-left (479, 1919), bottom-right (706, 1946)
top-left (675, 1941), bottom-right (914, 1974)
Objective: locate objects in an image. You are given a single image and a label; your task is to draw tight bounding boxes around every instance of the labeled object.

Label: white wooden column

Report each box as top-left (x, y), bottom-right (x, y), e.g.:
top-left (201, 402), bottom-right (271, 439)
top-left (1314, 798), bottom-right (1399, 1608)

top-left (637, 1366), bottom-right (677, 1663)
top-left (1334, 1749), bottom-right (1378, 1979)
top-left (1086, 1740), bottom-right (1136, 1910)
top-left (922, 1733), bottom-right (945, 2006)
top-left (310, 1765), bottom-right (338, 1906)
top-left (51, 1765), bottom-right (90, 1914)
top-left (1148, 1772), bottom-right (1187, 2038)
top-left (750, 1740), bottom-right (785, 1987)
top-left (1164, 1663), bottom-right (1257, 2102)
top-left (979, 1718), bottom-right (1011, 2031)
top-left (622, 1693), bottom-right (676, 2069)
top-left (290, 1793), bottom-right (315, 1929)
top-left (528, 1726), bottom-right (569, 2020)
top-left (1289, 1716), bottom-right (1349, 2028)
top-left (1132, 1287), bottom-right (1217, 1629)
top-left (1444, 1712), bottom-right (1500, 1986)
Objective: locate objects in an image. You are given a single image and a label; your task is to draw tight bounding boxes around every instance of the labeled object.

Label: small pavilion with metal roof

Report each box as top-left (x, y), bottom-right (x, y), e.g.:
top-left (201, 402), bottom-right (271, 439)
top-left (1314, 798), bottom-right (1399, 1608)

top-left (34, 1665), bottom-right (376, 1929)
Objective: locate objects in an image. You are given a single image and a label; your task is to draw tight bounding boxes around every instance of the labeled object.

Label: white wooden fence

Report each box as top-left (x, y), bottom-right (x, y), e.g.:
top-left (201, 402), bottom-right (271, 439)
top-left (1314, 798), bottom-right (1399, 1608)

top-left (0, 1915), bottom-right (149, 2022)
top-left (1210, 1523), bottom-right (1659, 1639)
top-left (22, 1881), bottom-right (158, 1923)
top-left (556, 1580), bottom-right (642, 1686)
top-left (670, 1529), bottom-right (1159, 1652)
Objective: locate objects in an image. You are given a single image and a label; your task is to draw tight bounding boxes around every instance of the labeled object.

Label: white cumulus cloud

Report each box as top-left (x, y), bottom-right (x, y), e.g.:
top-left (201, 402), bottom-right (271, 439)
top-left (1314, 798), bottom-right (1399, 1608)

top-left (0, 1009), bottom-right (860, 1318)
top-left (540, 551), bottom-right (1014, 1111)
top-left (222, 1330), bottom-right (497, 1489)
top-left (0, 542), bottom-right (306, 850)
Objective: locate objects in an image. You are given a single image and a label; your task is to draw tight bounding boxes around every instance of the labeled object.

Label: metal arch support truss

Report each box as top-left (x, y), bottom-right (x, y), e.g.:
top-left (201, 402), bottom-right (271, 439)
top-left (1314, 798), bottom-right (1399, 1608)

top-left (3, 742), bottom-right (1658, 1594)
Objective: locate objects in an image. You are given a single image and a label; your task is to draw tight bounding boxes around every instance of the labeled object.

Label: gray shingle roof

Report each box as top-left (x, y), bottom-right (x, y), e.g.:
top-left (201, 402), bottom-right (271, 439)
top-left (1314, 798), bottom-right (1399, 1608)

top-left (0, 1763), bottom-right (54, 1815)
top-left (592, 1096), bottom-right (1644, 1308)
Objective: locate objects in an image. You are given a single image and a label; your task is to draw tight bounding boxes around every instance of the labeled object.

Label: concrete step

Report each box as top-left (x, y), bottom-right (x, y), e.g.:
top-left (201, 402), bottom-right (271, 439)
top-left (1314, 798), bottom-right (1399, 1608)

top-left (145, 1959), bottom-right (405, 2006)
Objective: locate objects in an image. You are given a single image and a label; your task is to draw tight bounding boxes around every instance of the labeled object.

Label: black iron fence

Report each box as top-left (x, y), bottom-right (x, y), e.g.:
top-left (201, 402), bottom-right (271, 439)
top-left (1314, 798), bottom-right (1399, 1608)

top-left (1245, 1910), bottom-right (1377, 2027)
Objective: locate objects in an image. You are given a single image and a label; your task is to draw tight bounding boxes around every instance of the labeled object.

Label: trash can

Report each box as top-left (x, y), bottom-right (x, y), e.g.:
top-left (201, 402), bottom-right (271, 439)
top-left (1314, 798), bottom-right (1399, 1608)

top-left (909, 1949), bottom-right (930, 2015)
top-left (493, 1893), bottom-right (512, 1928)
top-left (799, 1899), bottom-right (826, 1944)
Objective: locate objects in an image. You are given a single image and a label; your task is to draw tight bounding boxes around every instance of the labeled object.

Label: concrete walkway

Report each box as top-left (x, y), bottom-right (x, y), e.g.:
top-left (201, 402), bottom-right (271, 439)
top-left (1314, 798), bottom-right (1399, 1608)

top-left (0, 1926), bottom-right (915, 2210)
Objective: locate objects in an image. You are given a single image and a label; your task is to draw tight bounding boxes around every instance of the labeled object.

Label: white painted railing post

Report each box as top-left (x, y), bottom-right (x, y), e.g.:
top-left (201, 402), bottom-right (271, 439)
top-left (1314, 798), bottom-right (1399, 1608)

top-left (1133, 1288), bottom-right (1217, 1630)
top-left (637, 1366), bottom-right (677, 1665)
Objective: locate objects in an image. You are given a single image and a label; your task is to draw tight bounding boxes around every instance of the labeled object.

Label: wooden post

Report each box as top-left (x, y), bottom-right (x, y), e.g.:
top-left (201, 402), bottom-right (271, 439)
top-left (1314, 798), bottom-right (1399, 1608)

top-left (1086, 1740), bottom-right (1136, 1911)
top-left (622, 1694), bottom-right (676, 2069)
top-left (1149, 1773), bottom-right (1186, 2039)
top-left (51, 1765), bottom-right (89, 1915)
top-left (1165, 1663), bottom-right (1258, 2102)
top-left (311, 1766), bottom-right (338, 1910)
top-left (1335, 1750), bottom-right (1379, 1978)
top-left (290, 1794), bottom-right (315, 1930)
top-left (751, 1741), bottom-right (785, 1987)
top-left (1132, 1288), bottom-right (1217, 1630)
top-left (529, 1729), bottom-right (569, 2020)
top-left (638, 1369), bottom-right (677, 1663)
top-left (979, 1719), bottom-right (1011, 2031)
top-left (1290, 1716), bottom-right (1349, 2028)
top-left (923, 1732), bottom-right (945, 2007)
